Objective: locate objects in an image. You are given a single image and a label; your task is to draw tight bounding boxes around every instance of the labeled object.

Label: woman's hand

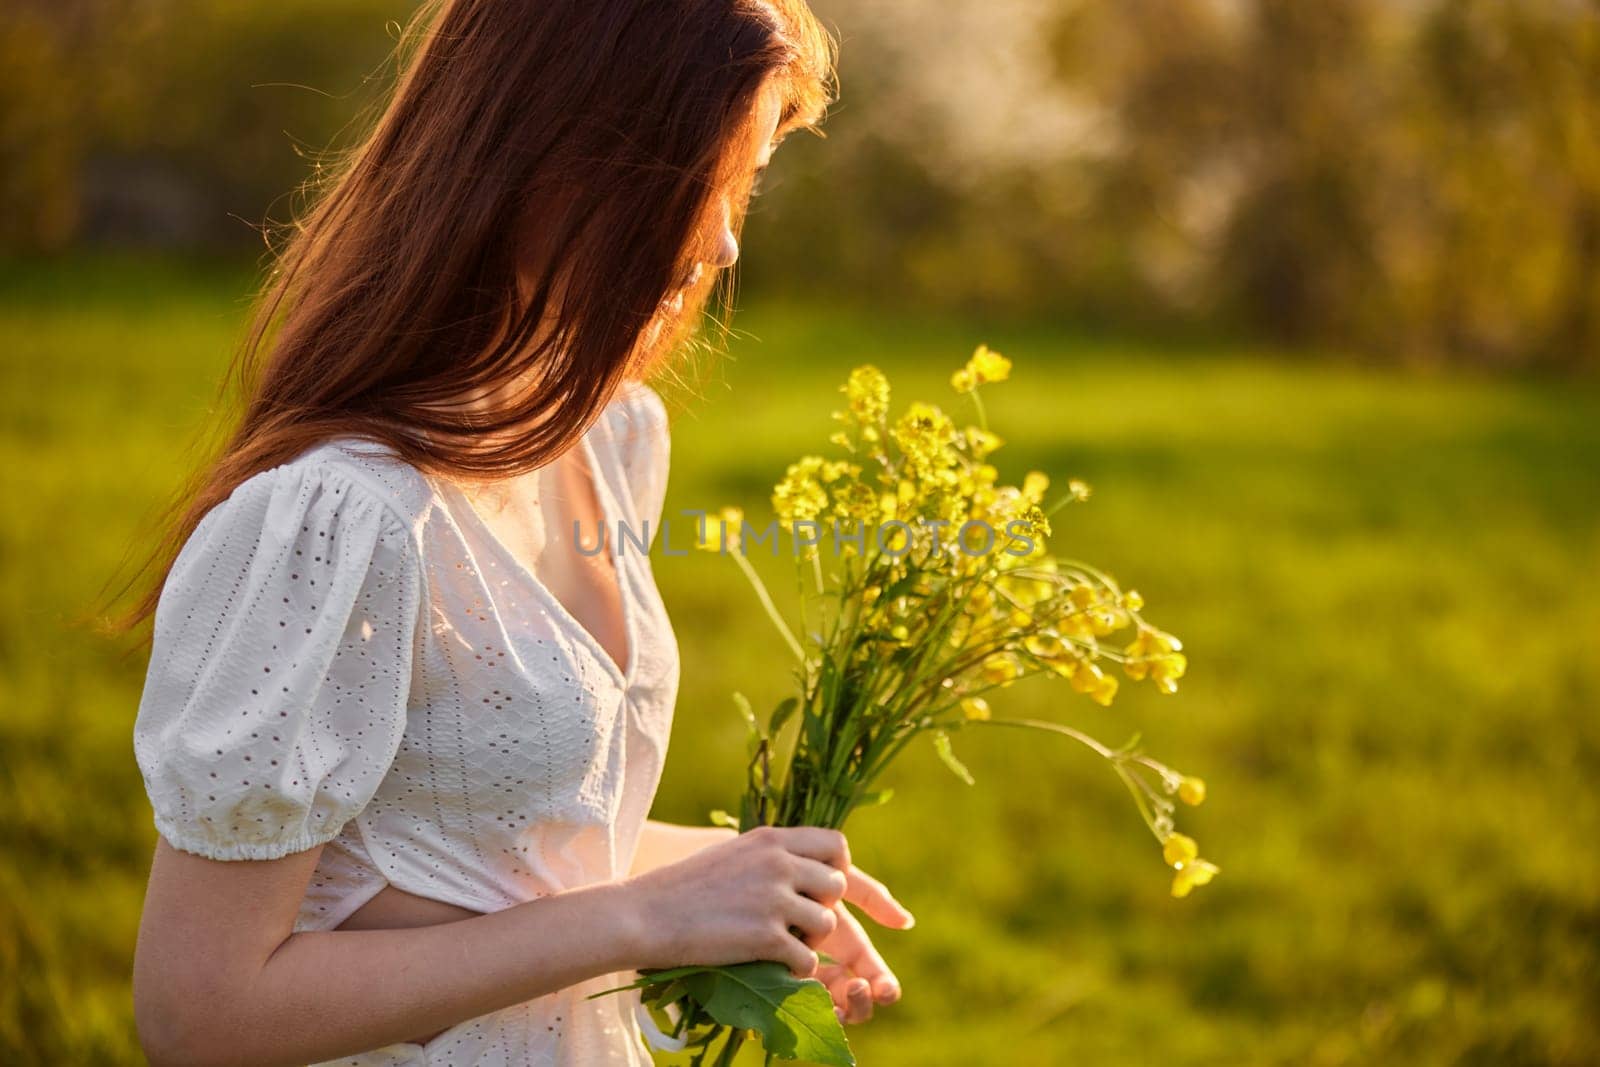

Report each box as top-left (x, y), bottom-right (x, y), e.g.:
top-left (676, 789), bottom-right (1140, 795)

top-left (622, 825), bottom-right (850, 976)
top-left (815, 865), bottom-right (914, 1024)
top-left (614, 827), bottom-right (840, 976)
top-left (619, 826), bottom-right (914, 1020)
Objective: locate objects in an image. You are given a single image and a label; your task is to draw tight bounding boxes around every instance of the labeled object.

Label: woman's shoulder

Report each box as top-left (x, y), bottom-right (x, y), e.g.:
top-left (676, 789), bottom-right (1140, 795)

top-left (163, 438), bottom-right (436, 603)
top-left (139, 436), bottom-right (432, 863)
top-left (244, 435), bottom-right (438, 536)
top-left (164, 439), bottom-right (433, 606)
top-left (612, 376), bottom-right (669, 422)
top-left (599, 378), bottom-right (670, 471)
top-left (593, 379), bottom-right (671, 539)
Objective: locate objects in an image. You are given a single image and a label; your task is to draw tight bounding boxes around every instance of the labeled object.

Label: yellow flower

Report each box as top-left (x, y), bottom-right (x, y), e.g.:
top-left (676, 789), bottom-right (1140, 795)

top-left (960, 696), bottom-right (991, 721)
top-left (1162, 833), bottom-right (1198, 868)
top-left (1060, 613), bottom-right (1094, 640)
top-left (1046, 658), bottom-right (1077, 681)
top-left (1124, 629), bottom-right (1182, 684)
top-left (879, 522), bottom-right (912, 555)
top-left (1067, 479), bottom-right (1092, 502)
top-left (1023, 632), bottom-right (1061, 658)
top-left (1090, 672), bottom-right (1119, 707)
top-left (820, 459), bottom-right (858, 482)
top-left (981, 654), bottom-right (1019, 686)
top-left (1151, 652), bottom-right (1187, 685)
top-left (968, 344), bottom-right (1012, 385)
top-left (842, 365), bottom-right (890, 426)
top-left (1171, 858), bottom-right (1219, 898)
top-left (1178, 776), bottom-right (1207, 806)
top-left (1088, 607), bottom-right (1126, 636)
top-left (892, 402), bottom-right (961, 480)
top-left (950, 367), bottom-right (976, 393)
top-left (1022, 471), bottom-right (1050, 504)
top-left (696, 506), bottom-right (744, 552)
top-left (772, 456), bottom-right (829, 523)
top-left (831, 483), bottom-right (879, 524)
top-left (965, 426), bottom-right (1003, 459)
top-left (1068, 659), bottom-right (1103, 694)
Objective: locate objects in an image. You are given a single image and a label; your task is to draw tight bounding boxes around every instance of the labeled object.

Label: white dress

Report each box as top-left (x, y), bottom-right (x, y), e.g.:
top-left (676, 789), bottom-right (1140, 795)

top-left (133, 380), bottom-right (680, 1066)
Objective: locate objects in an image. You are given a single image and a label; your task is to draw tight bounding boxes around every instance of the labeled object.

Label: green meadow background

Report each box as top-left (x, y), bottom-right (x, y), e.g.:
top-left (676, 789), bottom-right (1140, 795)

top-left (5, 0), bottom-right (1600, 1061)
top-left (2, 256), bottom-right (1597, 1064)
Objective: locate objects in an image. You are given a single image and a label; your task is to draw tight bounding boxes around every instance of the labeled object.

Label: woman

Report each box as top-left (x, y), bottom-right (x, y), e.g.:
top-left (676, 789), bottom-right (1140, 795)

top-left (126, 1), bottom-right (913, 1063)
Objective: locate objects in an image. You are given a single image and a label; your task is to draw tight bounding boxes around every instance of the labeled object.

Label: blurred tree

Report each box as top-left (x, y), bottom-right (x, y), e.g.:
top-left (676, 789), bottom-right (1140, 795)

top-left (751, 0), bottom-right (1600, 368)
top-left (0, 5), bottom-right (84, 249)
top-left (2, 0), bottom-right (1597, 369)
top-left (2, 0), bottom-right (409, 249)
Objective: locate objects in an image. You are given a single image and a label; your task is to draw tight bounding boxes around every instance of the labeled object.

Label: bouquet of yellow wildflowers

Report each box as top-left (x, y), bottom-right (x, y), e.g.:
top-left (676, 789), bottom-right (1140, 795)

top-left (604, 347), bottom-right (1216, 1066)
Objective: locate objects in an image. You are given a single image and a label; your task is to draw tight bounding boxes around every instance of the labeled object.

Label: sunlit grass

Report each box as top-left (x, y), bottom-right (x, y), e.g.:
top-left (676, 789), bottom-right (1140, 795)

top-left (2, 257), bottom-right (1597, 1064)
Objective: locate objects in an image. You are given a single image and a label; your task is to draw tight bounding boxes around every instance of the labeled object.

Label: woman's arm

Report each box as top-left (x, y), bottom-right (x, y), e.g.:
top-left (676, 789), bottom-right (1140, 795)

top-left (134, 840), bottom-right (643, 1066)
top-left (134, 826), bottom-right (854, 1067)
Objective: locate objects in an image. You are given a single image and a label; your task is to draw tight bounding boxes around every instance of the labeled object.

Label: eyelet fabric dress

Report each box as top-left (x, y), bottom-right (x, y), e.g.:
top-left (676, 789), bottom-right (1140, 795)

top-left (133, 380), bottom-right (680, 1066)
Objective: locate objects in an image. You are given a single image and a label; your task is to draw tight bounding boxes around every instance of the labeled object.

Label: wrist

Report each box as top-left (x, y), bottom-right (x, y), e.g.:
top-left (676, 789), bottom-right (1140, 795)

top-left (602, 876), bottom-right (665, 972)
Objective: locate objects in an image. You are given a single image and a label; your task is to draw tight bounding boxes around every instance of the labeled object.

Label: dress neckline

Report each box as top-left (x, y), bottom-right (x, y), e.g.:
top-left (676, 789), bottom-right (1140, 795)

top-left (430, 422), bottom-right (639, 691)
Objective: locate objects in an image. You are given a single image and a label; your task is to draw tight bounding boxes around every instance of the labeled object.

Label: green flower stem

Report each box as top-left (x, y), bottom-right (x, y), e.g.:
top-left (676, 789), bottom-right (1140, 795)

top-left (979, 717), bottom-right (1169, 843)
top-left (732, 549), bottom-right (807, 665)
top-left (977, 716), bottom-right (1118, 758)
top-left (968, 386), bottom-right (989, 433)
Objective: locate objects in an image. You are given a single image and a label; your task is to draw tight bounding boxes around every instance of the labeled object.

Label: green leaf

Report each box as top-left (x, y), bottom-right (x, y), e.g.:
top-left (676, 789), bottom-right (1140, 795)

top-left (932, 730), bottom-right (976, 785)
top-left (880, 571), bottom-right (921, 602)
top-left (734, 691), bottom-right (765, 756)
top-left (680, 962), bottom-right (855, 1066)
top-left (586, 964), bottom-right (713, 998)
top-left (856, 787), bottom-right (895, 808)
top-left (739, 793), bottom-right (763, 833)
top-left (769, 696), bottom-right (800, 738)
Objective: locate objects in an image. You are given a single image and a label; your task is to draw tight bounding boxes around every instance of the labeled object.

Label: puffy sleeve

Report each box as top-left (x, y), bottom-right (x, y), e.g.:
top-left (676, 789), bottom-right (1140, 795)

top-left (133, 461), bottom-right (423, 861)
top-left (607, 379), bottom-right (671, 550)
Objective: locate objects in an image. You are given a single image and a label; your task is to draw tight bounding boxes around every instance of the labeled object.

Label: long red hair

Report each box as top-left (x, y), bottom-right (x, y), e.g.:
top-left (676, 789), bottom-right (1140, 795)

top-left (118, 0), bottom-right (836, 631)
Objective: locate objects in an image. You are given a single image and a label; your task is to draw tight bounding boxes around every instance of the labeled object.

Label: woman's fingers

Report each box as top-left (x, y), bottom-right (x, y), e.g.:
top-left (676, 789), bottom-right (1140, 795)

top-left (844, 865), bottom-right (916, 930)
top-left (776, 937), bottom-right (819, 979)
top-left (825, 902), bottom-right (901, 1003)
top-left (766, 915), bottom-right (819, 978)
top-left (784, 893), bottom-right (838, 948)
top-left (791, 856), bottom-right (850, 906)
top-left (840, 976), bottom-right (874, 1023)
top-left (771, 826), bottom-right (851, 870)
top-left (818, 965), bottom-right (875, 1024)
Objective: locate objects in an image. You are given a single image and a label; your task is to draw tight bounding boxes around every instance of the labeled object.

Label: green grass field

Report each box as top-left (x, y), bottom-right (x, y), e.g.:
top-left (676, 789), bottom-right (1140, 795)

top-left (2, 257), bottom-right (1597, 1065)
